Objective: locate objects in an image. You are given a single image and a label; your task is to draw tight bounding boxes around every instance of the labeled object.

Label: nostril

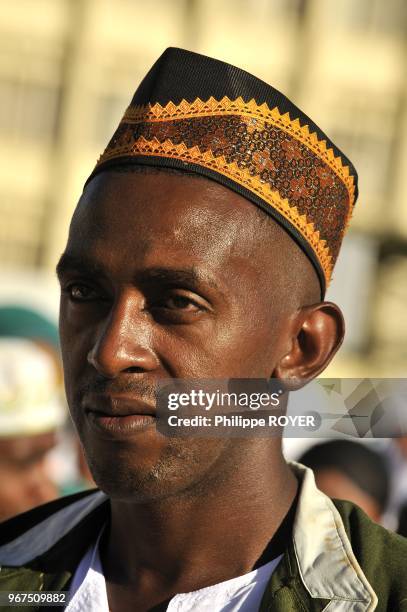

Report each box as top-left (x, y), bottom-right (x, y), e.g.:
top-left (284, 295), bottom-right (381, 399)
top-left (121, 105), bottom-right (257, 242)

top-left (123, 366), bottom-right (146, 373)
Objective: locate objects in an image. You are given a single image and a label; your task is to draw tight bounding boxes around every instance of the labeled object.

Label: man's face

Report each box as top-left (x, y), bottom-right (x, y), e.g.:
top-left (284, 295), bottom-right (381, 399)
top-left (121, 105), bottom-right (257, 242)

top-left (58, 171), bottom-right (302, 501)
top-left (0, 432), bottom-right (58, 521)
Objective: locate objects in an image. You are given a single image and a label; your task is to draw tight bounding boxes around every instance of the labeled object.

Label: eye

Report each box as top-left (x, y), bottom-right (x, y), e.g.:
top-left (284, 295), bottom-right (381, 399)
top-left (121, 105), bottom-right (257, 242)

top-left (65, 283), bottom-right (100, 302)
top-left (150, 290), bottom-right (211, 321)
top-left (162, 294), bottom-right (200, 312)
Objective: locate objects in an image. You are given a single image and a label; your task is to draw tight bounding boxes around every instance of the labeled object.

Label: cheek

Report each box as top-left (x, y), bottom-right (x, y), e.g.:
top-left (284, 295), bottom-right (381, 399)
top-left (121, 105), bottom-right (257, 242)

top-left (59, 305), bottom-right (93, 393)
top-left (60, 298), bottom-right (101, 340)
top-left (216, 315), bottom-right (284, 377)
top-left (161, 313), bottom-right (281, 378)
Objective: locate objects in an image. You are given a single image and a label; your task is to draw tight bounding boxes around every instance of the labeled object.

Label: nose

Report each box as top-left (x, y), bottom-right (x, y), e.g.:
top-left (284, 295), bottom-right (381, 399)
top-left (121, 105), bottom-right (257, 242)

top-left (87, 292), bottom-right (159, 378)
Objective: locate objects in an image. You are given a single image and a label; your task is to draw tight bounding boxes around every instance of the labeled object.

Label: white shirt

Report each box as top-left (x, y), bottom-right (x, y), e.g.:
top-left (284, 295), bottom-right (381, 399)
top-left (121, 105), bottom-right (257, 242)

top-left (0, 464), bottom-right (379, 610)
top-left (66, 528), bottom-right (282, 612)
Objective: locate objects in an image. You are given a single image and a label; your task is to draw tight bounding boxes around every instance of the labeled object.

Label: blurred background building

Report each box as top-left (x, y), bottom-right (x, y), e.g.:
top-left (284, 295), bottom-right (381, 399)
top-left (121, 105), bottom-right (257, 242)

top-left (1, 0), bottom-right (407, 376)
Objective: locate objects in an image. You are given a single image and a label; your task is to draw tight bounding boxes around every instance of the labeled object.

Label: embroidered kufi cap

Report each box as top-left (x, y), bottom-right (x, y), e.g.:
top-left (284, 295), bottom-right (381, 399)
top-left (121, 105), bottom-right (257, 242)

top-left (87, 48), bottom-right (358, 295)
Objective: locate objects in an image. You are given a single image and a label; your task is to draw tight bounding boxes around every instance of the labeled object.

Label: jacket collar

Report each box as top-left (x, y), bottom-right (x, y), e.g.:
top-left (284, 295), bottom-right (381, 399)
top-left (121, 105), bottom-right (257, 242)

top-left (0, 491), bottom-right (107, 567)
top-left (0, 462), bottom-right (378, 611)
top-left (288, 462), bottom-right (378, 611)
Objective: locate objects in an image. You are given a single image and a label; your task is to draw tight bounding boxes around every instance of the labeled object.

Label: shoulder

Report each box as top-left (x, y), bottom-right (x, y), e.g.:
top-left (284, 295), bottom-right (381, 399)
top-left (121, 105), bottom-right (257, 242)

top-left (333, 498), bottom-right (407, 562)
top-left (288, 462), bottom-right (407, 610)
top-left (0, 488), bottom-right (108, 568)
top-left (0, 489), bottom-right (98, 546)
top-left (333, 498), bottom-right (407, 608)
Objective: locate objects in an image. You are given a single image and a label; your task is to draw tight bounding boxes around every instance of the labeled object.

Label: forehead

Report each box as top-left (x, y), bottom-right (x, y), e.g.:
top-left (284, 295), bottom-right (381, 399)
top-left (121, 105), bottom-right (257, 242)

top-left (67, 171), bottom-right (275, 278)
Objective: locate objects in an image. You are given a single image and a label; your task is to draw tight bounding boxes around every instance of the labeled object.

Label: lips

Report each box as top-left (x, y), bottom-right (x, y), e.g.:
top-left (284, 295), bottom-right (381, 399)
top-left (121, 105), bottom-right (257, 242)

top-left (84, 393), bottom-right (157, 438)
top-left (84, 392), bottom-right (156, 416)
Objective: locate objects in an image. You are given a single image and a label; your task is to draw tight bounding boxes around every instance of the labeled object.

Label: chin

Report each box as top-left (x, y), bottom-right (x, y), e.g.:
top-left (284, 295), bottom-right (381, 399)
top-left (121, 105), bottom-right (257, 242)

top-left (84, 443), bottom-right (197, 503)
top-left (94, 474), bottom-right (172, 503)
top-left (82, 435), bottom-right (229, 503)
top-left (85, 454), bottom-right (162, 500)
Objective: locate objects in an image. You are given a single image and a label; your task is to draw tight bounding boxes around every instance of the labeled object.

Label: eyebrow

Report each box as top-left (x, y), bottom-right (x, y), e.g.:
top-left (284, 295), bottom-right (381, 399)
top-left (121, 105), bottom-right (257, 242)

top-left (56, 253), bottom-right (221, 293)
top-left (137, 268), bottom-right (211, 290)
top-left (56, 253), bottom-right (107, 280)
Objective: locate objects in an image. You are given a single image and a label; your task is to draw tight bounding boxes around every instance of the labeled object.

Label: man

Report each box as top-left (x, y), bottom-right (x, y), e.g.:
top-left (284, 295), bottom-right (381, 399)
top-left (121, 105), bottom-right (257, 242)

top-left (298, 440), bottom-right (390, 524)
top-left (0, 48), bottom-right (406, 611)
top-left (0, 306), bottom-right (66, 521)
top-left (0, 338), bottom-right (62, 522)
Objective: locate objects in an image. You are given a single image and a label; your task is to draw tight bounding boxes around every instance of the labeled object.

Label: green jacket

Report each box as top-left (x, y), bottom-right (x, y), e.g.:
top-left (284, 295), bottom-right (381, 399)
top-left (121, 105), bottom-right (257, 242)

top-left (0, 463), bottom-right (406, 611)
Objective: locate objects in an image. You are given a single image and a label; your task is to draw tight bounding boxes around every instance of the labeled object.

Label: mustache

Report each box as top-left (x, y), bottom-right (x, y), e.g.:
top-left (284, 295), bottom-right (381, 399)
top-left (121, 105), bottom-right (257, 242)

top-left (78, 375), bottom-right (157, 403)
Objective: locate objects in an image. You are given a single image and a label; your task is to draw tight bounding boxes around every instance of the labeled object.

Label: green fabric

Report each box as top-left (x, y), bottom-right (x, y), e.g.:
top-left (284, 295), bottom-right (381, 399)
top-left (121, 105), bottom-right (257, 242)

top-left (0, 568), bottom-right (71, 612)
top-left (0, 305), bottom-right (59, 348)
top-left (332, 499), bottom-right (407, 612)
top-left (0, 498), bottom-right (406, 611)
top-left (258, 499), bottom-right (407, 611)
top-left (259, 546), bottom-right (330, 611)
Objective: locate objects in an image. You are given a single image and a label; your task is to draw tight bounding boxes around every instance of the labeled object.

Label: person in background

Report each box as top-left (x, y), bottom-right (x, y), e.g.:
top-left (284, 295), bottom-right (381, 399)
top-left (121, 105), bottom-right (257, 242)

top-left (0, 337), bottom-right (66, 521)
top-left (298, 439), bottom-right (390, 524)
top-left (0, 304), bottom-right (94, 505)
top-left (380, 436), bottom-right (407, 535)
top-left (0, 304), bottom-right (60, 354)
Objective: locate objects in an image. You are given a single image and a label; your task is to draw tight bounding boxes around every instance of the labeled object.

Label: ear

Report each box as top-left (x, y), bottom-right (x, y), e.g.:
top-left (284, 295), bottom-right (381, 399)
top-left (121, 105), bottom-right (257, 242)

top-left (273, 302), bottom-right (345, 389)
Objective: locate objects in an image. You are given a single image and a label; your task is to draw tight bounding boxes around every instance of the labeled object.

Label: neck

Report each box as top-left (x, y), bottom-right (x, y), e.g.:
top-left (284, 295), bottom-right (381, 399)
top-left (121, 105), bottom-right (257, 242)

top-left (101, 441), bottom-right (297, 592)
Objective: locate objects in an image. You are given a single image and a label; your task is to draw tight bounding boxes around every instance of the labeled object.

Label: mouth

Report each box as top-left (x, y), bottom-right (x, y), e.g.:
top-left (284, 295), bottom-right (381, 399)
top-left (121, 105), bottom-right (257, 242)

top-left (84, 394), bottom-right (157, 437)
